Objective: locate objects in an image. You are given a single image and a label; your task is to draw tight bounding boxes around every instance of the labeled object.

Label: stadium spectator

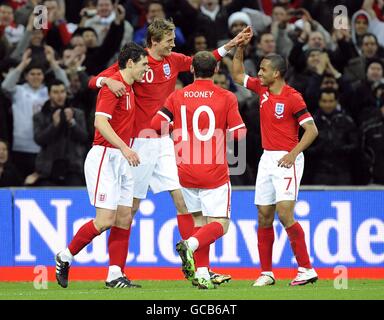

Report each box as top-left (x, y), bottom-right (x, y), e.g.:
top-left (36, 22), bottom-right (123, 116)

top-left (350, 59), bottom-right (384, 125)
top-left (0, 139), bottom-right (23, 187)
top-left (344, 33), bottom-right (384, 86)
top-left (306, 88), bottom-right (359, 185)
top-left (1, 47), bottom-right (69, 179)
top-left (363, 0), bottom-right (384, 47)
top-left (79, 5), bottom-right (125, 76)
top-left (134, 1), bottom-right (186, 49)
top-left (361, 100), bottom-right (384, 184)
top-left (84, 0), bottom-right (133, 49)
top-left (0, 4), bottom-right (25, 52)
top-left (182, 0), bottom-right (248, 49)
top-left (42, 0), bottom-right (72, 54)
top-left (350, 10), bottom-right (371, 56)
top-left (32, 79), bottom-right (88, 186)
top-left (288, 9), bottom-right (351, 74)
top-left (270, 4), bottom-right (294, 58)
top-left (303, 51), bottom-right (353, 112)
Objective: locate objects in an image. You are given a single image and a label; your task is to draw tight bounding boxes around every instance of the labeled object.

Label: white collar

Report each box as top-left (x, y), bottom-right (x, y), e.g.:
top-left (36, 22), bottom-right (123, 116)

top-left (98, 12), bottom-right (116, 25)
top-left (200, 5), bottom-right (220, 21)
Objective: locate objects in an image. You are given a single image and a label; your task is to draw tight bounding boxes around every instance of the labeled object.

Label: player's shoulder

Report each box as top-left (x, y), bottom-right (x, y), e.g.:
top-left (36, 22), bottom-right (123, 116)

top-left (285, 84), bottom-right (303, 98)
top-left (213, 84), bottom-right (237, 100)
top-left (285, 85), bottom-right (305, 103)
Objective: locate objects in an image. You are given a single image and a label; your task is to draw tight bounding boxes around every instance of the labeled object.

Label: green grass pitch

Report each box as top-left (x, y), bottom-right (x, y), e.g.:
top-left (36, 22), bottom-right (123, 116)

top-left (0, 280), bottom-right (383, 300)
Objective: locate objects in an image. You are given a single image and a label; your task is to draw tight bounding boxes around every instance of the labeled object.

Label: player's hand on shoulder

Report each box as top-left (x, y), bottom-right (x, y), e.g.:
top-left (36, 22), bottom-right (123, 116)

top-left (277, 152), bottom-right (296, 169)
top-left (121, 145), bottom-right (140, 167)
top-left (104, 78), bottom-right (126, 97)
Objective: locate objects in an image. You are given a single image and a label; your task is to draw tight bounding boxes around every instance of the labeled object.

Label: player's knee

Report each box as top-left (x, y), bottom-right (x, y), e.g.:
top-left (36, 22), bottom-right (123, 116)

top-left (276, 210), bottom-right (294, 228)
top-left (258, 214), bottom-right (274, 228)
top-left (131, 199), bottom-right (140, 215)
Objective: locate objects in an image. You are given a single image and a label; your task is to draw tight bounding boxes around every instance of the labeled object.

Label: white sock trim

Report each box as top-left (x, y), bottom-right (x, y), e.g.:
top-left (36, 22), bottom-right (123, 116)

top-left (107, 265), bottom-right (123, 282)
top-left (60, 248), bottom-right (73, 264)
top-left (187, 237), bottom-right (199, 252)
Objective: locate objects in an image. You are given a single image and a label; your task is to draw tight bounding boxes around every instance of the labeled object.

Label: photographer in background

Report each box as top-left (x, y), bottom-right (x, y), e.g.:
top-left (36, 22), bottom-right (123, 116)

top-left (31, 80), bottom-right (88, 186)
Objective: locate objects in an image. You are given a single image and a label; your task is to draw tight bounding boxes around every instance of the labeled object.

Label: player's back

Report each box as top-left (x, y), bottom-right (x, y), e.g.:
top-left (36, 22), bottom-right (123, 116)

top-left (168, 79), bottom-right (242, 189)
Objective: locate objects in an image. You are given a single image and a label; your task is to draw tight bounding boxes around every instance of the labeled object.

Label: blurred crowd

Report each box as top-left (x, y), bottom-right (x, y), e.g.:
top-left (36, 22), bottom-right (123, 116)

top-left (0, 0), bottom-right (383, 188)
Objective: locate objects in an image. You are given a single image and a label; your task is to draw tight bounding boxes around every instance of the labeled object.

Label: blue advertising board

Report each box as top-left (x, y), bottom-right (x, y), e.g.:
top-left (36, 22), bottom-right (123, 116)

top-left (1, 189), bottom-right (383, 268)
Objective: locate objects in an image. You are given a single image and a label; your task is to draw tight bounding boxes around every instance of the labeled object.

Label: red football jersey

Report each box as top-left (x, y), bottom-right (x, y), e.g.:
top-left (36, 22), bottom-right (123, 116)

top-left (244, 75), bottom-right (313, 151)
top-left (89, 49), bottom-right (222, 137)
top-left (159, 79), bottom-right (245, 189)
top-left (93, 71), bottom-right (135, 148)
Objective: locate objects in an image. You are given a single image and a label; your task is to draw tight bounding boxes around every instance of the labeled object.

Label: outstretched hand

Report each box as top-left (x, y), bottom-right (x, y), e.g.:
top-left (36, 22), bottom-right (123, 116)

top-left (235, 26), bottom-right (253, 48)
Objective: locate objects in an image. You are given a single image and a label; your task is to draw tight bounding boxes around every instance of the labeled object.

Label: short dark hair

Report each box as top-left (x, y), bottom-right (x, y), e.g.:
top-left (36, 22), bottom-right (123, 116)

top-left (48, 79), bottom-right (66, 92)
top-left (0, 139), bottom-right (9, 149)
top-left (80, 27), bottom-right (98, 38)
top-left (257, 31), bottom-right (273, 44)
top-left (24, 63), bottom-right (44, 75)
top-left (262, 54), bottom-right (287, 77)
top-left (146, 0), bottom-right (163, 13)
top-left (192, 51), bottom-right (217, 78)
top-left (118, 42), bottom-right (148, 69)
top-left (320, 87), bottom-right (339, 100)
top-left (362, 32), bottom-right (378, 45)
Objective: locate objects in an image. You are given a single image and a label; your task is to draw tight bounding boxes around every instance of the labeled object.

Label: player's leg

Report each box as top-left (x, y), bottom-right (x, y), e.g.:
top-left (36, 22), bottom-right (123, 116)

top-left (253, 204), bottom-right (276, 287)
top-left (55, 146), bottom-right (117, 288)
top-left (106, 158), bottom-right (142, 288)
top-left (176, 183), bottom-right (231, 289)
top-left (56, 208), bottom-right (115, 288)
top-left (274, 152), bottom-right (317, 286)
top-left (177, 216), bottom-right (229, 289)
top-left (253, 151), bottom-right (277, 287)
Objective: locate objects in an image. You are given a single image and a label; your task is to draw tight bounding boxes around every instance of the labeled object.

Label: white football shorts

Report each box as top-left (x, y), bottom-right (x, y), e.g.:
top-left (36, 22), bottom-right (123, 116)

top-left (131, 136), bottom-right (181, 199)
top-left (181, 182), bottom-right (231, 218)
top-left (255, 150), bottom-right (304, 205)
top-left (84, 145), bottom-right (134, 210)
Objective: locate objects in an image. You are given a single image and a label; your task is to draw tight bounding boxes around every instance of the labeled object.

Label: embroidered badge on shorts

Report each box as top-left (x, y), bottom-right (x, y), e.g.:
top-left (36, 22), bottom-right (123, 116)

top-left (99, 193), bottom-right (107, 202)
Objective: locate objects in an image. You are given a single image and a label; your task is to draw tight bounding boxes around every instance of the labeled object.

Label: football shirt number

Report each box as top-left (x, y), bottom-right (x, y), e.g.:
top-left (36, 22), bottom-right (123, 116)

top-left (180, 105), bottom-right (216, 141)
top-left (144, 69), bottom-right (154, 83)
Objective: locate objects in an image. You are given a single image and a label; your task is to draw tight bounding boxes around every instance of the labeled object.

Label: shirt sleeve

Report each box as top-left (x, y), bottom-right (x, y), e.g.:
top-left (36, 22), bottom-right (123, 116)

top-left (243, 75), bottom-right (263, 95)
top-left (227, 93), bottom-right (245, 131)
top-left (88, 62), bottom-right (119, 89)
top-left (172, 52), bottom-right (193, 73)
top-left (95, 86), bottom-right (119, 118)
top-left (290, 92), bottom-right (313, 125)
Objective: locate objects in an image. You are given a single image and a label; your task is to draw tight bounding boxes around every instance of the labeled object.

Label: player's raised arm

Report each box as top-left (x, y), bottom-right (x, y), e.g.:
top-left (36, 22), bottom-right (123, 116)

top-left (212, 26), bottom-right (253, 61)
top-left (231, 27), bottom-right (253, 85)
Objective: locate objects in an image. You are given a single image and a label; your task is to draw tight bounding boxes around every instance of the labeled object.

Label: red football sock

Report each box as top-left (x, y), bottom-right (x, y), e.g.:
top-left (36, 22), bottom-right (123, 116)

top-left (192, 227), bottom-right (210, 268)
top-left (286, 222), bottom-right (312, 269)
top-left (108, 226), bottom-right (131, 272)
top-left (68, 220), bottom-right (100, 256)
top-left (257, 226), bottom-right (274, 272)
top-left (177, 213), bottom-right (194, 239)
top-left (192, 222), bottom-right (224, 249)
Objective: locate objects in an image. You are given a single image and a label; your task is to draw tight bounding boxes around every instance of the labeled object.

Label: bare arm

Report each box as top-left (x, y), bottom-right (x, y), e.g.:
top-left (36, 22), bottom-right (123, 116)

top-left (278, 120), bottom-right (318, 168)
top-left (362, 0), bottom-right (377, 18)
top-left (232, 46), bottom-right (246, 85)
top-left (95, 115), bottom-right (140, 166)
